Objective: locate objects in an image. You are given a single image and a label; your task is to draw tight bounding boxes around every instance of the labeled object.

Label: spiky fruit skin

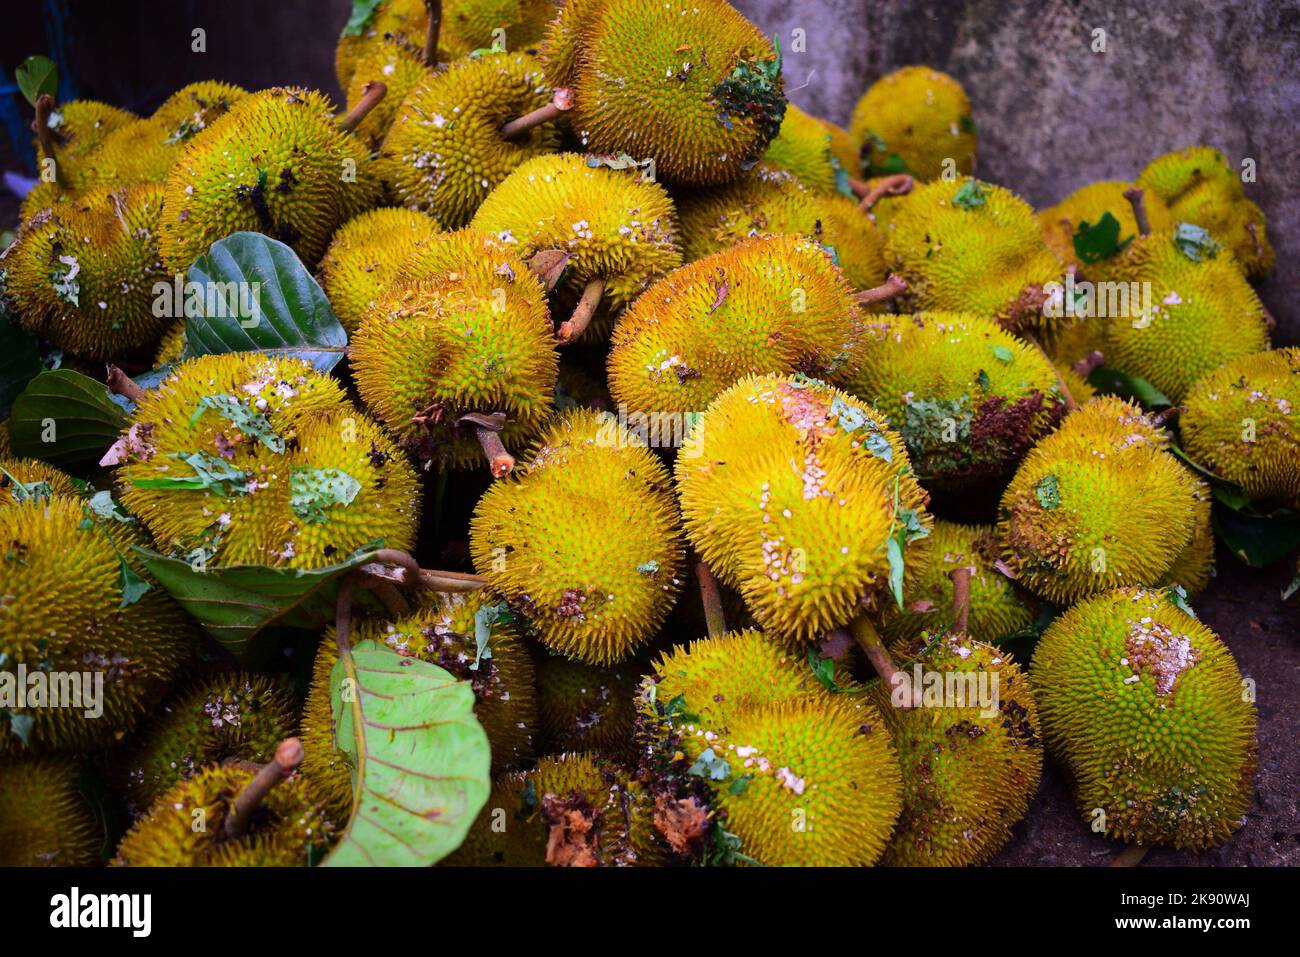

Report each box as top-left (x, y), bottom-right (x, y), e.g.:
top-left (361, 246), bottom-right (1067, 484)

top-left (675, 164), bottom-right (887, 291)
top-left (871, 631), bottom-right (1041, 866)
top-left (849, 66), bottom-right (976, 181)
top-left (6, 184), bottom-right (170, 361)
top-left (317, 207), bottom-right (444, 334)
top-left (345, 40), bottom-right (432, 148)
top-left (153, 322), bottom-right (188, 366)
top-left (675, 374), bottom-right (933, 641)
top-left (0, 457), bottom-right (79, 498)
top-left (301, 591), bottom-right (537, 816)
top-left (881, 521), bottom-right (1039, 646)
top-left (0, 758), bottom-right (100, 866)
top-left (761, 103), bottom-right (846, 194)
top-left (34, 100), bottom-right (138, 187)
top-left (1031, 588), bottom-right (1256, 849)
top-left (1056, 363), bottom-right (1098, 405)
top-left (642, 631), bottom-right (900, 866)
top-left (350, 230), bottom-right (557, 470)
top-left (884, 177), bottom-right (1061, 329)
top-left (536, 654), bottom-right (639, 755)
top-left (1138, 146), bottom-right (1274, 279)
top-left (119, 672), bottom-right (297, 814)
top-left (998, 397), bottom-right (1199, 605)
top-left (1038, 180), bottom-right (1175, 275)
top-left (1181, 348), bottom-right (1300, 508)
top-left (114, 353), bottom-right (420, 569)
top-left (335, 0), bottom-right (555, 89)
top-left (75, 82), bottom-right (249, 192)
top-left (0, 475), bottom-right (193, 755)
top-left (846, 311), bottom-right (1067, 491)
top-left (608, 235), bottom-right (864, 417)
top-left (1159, 474), bottom-right (1214, 597)
top-left (159, 87), bottom-right (381, 273)
top-left (1102, 230), bottom-right (1269, 403)
top-left (560, 0), bottom-right (786, 187)
top-left (113, 765), bottom-right (335, 866)
top-left (378, 52), bottom-right (560, 229)
top-left (448, 751), bottom-right (666, 866)
top-left (470, 152), bottom-right (682, 333)
top-left (539, 0), bottom-right (607, 88)
top-left (470, 409), bottom-right (685, 665)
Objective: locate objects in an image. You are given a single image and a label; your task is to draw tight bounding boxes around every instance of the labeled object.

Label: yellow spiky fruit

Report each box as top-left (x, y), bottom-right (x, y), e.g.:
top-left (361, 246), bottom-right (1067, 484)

top-left (675, 164), bottom-right (887, 291)
top-left (0, 456), bottom-right (79, 498)
top-left (350, 230), bottom-right (557, 470)
top-left (317, 206), bottom-right (444, 334)
top-left (536, 653), bottom-right (640, 755)
top-left (5, 184), bottom-right (171, 361)
top-left (760, 103), bottom-right (848, 194)
top-left (1159, 474), bottom-right (1214, 597)
top-left (378, 51), bottom-right (560, 229)
top-left (150, 80), bottom-right (249, 140)
top-left (608, 235), bottom-right (864, 417)
top-left (538, 0), bottom-right (608, 89)
top-left (447, 751), bottom-right (666, 866)
top-left (1038, 180), bottom-right (1175, 275)
top-left (336, 0), bottom-right (555, 89)
top-left (1138, 146), bottom-right (1274, 279)
top-left (846, 311), bottom-right (1067, 490)
top-left (881, 521), bottom-right (1039, 646)
top-left (997, 397), bottom-right (1200, 605)
top-left (119, 672), bottom-right (297, 814)
top-left (300, 591), bottom-right (536, 820)
top-left (1055, 362), bottom-right (1098, 405)
top-left (557, 0), bottom-right (786, 187)
top-left (1031, 587), bottom-right (1256, 848)
top-left (113, 764), bottom-right (335, 866)
top-left (1181, 348), bottom-right (1299, 508)
top-left (112, 353), bottom-right (420, 569)
top-left (1101, 227), bottom-right (1269, 403)
top-left (871, 631), bottom-right (1042, 866)
top-left (675, 374), bottom-right (933, 641)
top-left (153, 322), bottom-right (187, 366)
top-left (470, 152), bottom-right (682, 336)
top-left (159, 87), bottom-right (381, 273)
top-left (0, 471), bottom-right (193, 755)
top-left (0, 757), bottom-right (100, 866)
top-left (18, 180), bottom-right (66, 223)
top-left (35, 100), bottom-right (138, 190)
top-left (469, 409), bottom-right (685, 664)
top-left (884, 177), bottom-right (1062, 329)
top-left (344, 39), bottom-right (432, 148)
top-left (849, 66), bottom-right (976, 181)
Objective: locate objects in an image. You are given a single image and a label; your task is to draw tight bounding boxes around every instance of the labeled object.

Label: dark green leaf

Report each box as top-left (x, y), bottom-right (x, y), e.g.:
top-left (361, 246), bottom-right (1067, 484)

top-left (180, 232), bottom-right (347, 372)
top-left (9, 369), bottom-right (128, 469)
top-left (688, 747), bottom-right (731, 781)
top-left (323, 640), bottom-right (490, 866)
top-left (117, 560), bottom-right (151, 608)
top-left (1211, 503), bottom-right (1300, 568)
top-left (1072, 212), bottom-right (1133, 265)
top-left (341, 0), bottom-right (384, 37)
top-left (1173, 222), bottom-right (1221, 262)
top-left (0, 306), bottom-right (43, 419)
top-left (1085, 367), bottom-right (1172, 409)
top-left (15, 56), bottom-right (57, 107)
top-left (886, 536), bottom-right (905, 609)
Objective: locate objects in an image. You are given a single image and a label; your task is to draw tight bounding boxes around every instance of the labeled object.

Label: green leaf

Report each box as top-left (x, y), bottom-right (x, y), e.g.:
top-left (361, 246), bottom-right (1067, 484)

top-left (180, 232), bottom-right (347, 372)
top-left (341, 0), bottom-right (384, 37)
top-left (9, 369), bottom-right (128, 469)
top-left (688, 747), bottom-right (731, 781)
top-left (1, 467), bottom-right (52, 506)
top-left (1072, 212), bottom-right (1133, 265)
top-left (192, 394), bottom-right (285, 452)
top-left (1034, 474), bottom-right (1061, 510)
top-left (991, 344), bottom-right (1014, 363)
top-left (952, 179), bottom-right (987, 209)
top-left (1173, 222), bottom-right (1222, 262)
top-left (470, 600), bottom-right (512, 672)
top-left (15, 56), bottom-right (58, 107)
top-left (886, 536), bottom-right (905, 609)
top-left (862, 130), bottom-right (910, 177)
top-left (117, 560), bottom-right (151, 608)
top-left (132, 544), bottom-right (383, 660)
top-left (1211, 503), bottom-right (1300, 568)
top-left (1283, 568), bottom-right (1299, 602)
top-left (1085, 367), bottom-right (1172, 409)
top-left (808, 648), bottom-right (837, 691)
top-left (0, 305), bottom-right (43, 420)
top-left (323, 640), bottom-right (490, 866)
top-left (289, 467), bottom-right (361, 524)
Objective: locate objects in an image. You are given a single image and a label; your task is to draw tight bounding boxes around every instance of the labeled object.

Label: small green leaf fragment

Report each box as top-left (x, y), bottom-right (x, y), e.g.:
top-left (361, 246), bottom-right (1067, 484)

top-left (471, 601), bottom-right (513, 672)
top-left (688, 747), bottom-right (730, 781)
top-left (1073, 212), bottom-right (1133, 264)
top-left (16, 56), bottom-right (58, 107)
top-left (1034, 474), bottom-right (1061, 510)
top-left (341, 0), bottom-right (383, 37)
top-left (1173, 222), bottom-right (1222, 262)
top-left (192, 394), bottom-right (285, 452)
top-left (953, 179), bottom-right (987, 209)
top-left (289, 468), bottom-right (361, 524)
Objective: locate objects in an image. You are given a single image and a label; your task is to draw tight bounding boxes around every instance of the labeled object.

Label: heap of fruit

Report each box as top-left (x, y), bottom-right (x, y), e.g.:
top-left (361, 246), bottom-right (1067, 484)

top-left (1, 0), bottom-right (1288, 870)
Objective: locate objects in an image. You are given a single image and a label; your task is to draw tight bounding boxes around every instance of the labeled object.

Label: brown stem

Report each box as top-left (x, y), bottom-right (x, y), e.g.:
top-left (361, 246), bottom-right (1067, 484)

top-left (476, 427), bottom-right (515, 478)
top-left (1072, 349), bottom-right (1104, 379)
top-left (851, 272), bottom-right (907, 306)
top-left (948, 565), bottom-right (972, 635)
top-left (359, 550), bottom-right (486, 592)
top-left (1150, 405), bottom-right (1182, 428)
top-left (556, 276), bottom-right (605, 344)
top-left (423, 0), bottom-right (442, 67)
top-left (500, 88), bottom-right (573, 141)
top-left (856, 173), bottom-right (914, 212)
top-left (337, 81), bottom-right (387, 133)
top-left (417, 569), bottom-right (488, 592)
top-left (846, 176), bottom-right (870, 199)
top-left (526, 248), bottom-right (571, 291)
top-left (31, 94), bottom-right (63, 181)
top-left (1109, 843), bottom-right (1150, 867)
top-left (1122, 187), bottom-right (1151, 237)
top-left (363, 579), bottom-right (412, 619)
top-left (224, 737), bottom-right (304, 839)
top-left (1245, 220), bottom-right (1265, 260)
top-left (695, 561), bottom-right (726, 640)
top-left (850, 612), bottom-right (917, 708)
top-left (106, 365), bottom-right (147, 404)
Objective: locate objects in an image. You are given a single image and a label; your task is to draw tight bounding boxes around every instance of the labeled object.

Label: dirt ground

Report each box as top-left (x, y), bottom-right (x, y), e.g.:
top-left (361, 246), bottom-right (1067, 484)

top-left (991, 549), bottom-right (1300, 866)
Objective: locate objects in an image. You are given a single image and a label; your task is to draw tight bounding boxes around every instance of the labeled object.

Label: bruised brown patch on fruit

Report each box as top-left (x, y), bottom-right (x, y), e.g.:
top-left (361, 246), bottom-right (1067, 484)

top-left (542, 792), bottom-right (600, 867)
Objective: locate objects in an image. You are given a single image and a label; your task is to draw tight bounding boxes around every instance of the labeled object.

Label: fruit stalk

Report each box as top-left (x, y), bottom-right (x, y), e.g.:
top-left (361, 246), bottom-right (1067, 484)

top-left (695, 561), bottom-right (726, 639)
top-left (948, 564), bottom-right (973, 634)
top-left (851, 272), bottom-right (907, 306)
top-left (1024, 334), bottom-right (1080, 412)
top-left (105, 365), bottom-right (148, 404)
top-left (1122, 187), bottom-right (1151, 237)
top-left (556, 276), bottom-right (605, 343)
top-left (337, 81), bottom-right (387, 133)
top-left (500, 88), bottom-right (573, 141)
top-left (423, 0), bottom-right (443, 67)
top-left (223, 737), bottom-right (305, 839)
top-left (849, 612), bottom-right (918, 708)
top-left (31, 94), bottom-right (64, 177)
top-left (855, 173), bottom-right (914, 212)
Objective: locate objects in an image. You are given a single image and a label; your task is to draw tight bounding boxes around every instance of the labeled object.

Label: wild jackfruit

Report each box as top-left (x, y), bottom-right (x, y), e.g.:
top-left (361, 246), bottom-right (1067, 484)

top-left (536, 653), bottom-right (640, 755)
top-left (761, 103), bottom-right (848, 194)
top-left (1038, 180), bottom-right (1174, 276)
top-left (849, 67), bottom-right (976, 181)
top-left (0, 757), bottom-right (100, 866)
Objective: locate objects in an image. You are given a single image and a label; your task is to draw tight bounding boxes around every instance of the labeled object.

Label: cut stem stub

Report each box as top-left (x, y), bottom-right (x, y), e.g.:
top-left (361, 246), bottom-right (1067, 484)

top-left (337, 81), bottom-right (387, 133)
top-left (852, 272), bottom-right (908, 306)
top-left (556, 276), bottom-right (605, 344)
top-left (856, 173), bottom-right (914, 212)
top-left (1122, 187), bottom-right (1151, 237)
top-left (224, 737), bottom-right (304, 839)
top-left (695, 561), bottom-right (726, 640)
top-left (850, 612), bottom-right (918, 708)
top-left (501, 88), bottom-right (573, 141)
